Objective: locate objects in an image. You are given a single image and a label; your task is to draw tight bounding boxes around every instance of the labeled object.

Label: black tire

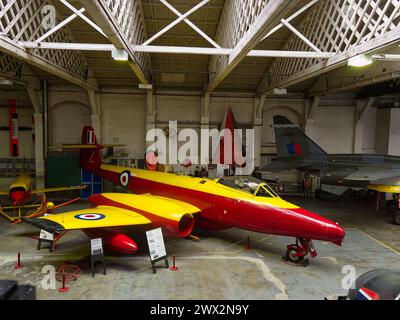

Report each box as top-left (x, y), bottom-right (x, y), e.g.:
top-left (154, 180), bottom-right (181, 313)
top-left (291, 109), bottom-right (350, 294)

top-left (393, 211), bottom-right (400, 226)
top-left (386, 200), bottom-right (398, 213)
top-left (285, 248), bottom-right (305, 264)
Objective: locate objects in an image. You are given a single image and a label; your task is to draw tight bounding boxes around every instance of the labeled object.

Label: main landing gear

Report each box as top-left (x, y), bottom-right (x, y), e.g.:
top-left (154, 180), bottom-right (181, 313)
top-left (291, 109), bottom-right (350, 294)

top-left (283, 238), bottom-right (317, 267)
top-left (385, 200), bottom-right (400, 226)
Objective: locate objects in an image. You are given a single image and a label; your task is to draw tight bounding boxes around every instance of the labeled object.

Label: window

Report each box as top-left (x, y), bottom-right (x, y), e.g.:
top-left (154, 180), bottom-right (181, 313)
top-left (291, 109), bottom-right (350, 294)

top-left (256, 186), bottom-right (273, 198)
top-left (218, 176), bottom-right (277, 198)
top-left (263, 184), bottom-right (278, 197)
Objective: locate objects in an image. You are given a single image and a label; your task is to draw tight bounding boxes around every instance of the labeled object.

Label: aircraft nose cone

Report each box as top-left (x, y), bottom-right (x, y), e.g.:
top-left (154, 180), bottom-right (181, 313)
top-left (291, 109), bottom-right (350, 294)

top-left (327, 223), bottom-right (346, 246)
top-left (10, 191), bottom-right (25, 205)
top-left (288, 208), bottom-right (346, 246)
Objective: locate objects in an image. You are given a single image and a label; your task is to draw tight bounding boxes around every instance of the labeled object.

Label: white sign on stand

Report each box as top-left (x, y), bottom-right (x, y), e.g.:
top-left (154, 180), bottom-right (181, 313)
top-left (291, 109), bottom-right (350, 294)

top-left (90, 238), bottom-right (103, 255)
top-left (90, 238), bottom-right (106, 277)
top-left (40, 230), bottom-right (54, 241)
top-left (146, 228), bottom-right (166, 261)
top-left (146, 228), bottom-right (169, 274)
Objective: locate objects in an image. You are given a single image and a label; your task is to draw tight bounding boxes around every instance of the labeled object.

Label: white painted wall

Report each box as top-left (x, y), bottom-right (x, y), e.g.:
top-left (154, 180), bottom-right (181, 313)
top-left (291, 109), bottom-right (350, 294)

top-left (101, 93), bottom-right (146, 159)
top-left (363, 107), bottom-right (377, 154)
top-left (308, 107), bottom-right (355, 154)
top-left (388, 109), bottom-right (400, 156)
top-left (209, 97), bottom-right (253, 125)
top-left (375, 108), bottom-right (400, 156)
top-left (49, 101), bottom-right (91, 145)
top-left (157, 95), bottom-right (201, 123)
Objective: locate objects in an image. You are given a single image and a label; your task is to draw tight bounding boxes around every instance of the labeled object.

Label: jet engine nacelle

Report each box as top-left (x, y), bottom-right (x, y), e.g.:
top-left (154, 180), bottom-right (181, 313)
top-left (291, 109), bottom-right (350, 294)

top-left (151, 212), bottom-right (195, 239)
top-left (89, 193), bottom-right (197, 239)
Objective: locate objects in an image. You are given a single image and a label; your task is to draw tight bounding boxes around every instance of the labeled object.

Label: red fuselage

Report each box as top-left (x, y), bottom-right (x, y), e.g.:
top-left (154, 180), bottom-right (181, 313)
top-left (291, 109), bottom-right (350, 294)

top-left (93, 167), bottom-right (345, 246)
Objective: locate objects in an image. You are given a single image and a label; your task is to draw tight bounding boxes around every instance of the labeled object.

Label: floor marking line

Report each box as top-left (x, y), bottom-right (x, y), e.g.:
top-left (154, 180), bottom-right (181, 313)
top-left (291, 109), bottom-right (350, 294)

top-left (348, 228), bottom-right (400, 256)
top-left (183, 255), bottom-right (288, 300)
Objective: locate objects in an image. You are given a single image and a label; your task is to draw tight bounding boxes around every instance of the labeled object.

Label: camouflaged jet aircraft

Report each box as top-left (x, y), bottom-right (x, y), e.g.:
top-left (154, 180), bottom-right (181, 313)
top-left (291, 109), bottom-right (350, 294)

top-left (260, 115), bottom-right (400, 225)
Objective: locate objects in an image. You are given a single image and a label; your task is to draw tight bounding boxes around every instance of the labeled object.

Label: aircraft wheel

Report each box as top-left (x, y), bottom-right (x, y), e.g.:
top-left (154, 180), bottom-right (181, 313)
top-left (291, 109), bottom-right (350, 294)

top-left (393, 211), bottom-right (400, 226)
top-left (285, 248), bottom-right (305, 264)
top-left (386, 200), bottom-right (398, 213)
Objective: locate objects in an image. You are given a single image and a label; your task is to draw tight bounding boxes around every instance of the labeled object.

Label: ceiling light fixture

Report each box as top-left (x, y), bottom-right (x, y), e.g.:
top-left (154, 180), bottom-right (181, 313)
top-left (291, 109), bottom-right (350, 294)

top-left (348, 54), bottom-right (373, 67)
top-left (111, 48), bottom-right (129, 61)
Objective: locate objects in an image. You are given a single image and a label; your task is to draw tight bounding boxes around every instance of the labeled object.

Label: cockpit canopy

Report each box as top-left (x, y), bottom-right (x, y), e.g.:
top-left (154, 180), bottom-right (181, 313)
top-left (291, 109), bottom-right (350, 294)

top-left (218, 176), bottom-right (278, 198)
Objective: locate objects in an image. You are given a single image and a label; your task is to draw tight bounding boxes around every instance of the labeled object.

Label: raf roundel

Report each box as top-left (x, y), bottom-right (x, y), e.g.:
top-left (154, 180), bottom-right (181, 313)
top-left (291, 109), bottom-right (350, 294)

top-left (119, 170), bottom-right (131, 187)
top-left (74, 213), bottom-right (106, 221)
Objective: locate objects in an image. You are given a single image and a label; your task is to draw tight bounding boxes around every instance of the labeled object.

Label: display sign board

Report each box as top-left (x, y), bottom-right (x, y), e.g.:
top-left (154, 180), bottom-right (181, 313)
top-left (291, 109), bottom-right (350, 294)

top-left (39, 230), bottom-right (54, 241)
top-left (146, 228), bottom-right (166, 261)
top-left (90, 238), bottom-right (103, 256)
top-left (90, 238), bottom-right (106, 277)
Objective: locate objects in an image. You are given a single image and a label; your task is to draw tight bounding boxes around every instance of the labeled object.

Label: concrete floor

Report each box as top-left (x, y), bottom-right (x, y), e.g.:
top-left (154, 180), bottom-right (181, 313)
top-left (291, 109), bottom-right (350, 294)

top-left (0, 198), bottom-right (399, 300)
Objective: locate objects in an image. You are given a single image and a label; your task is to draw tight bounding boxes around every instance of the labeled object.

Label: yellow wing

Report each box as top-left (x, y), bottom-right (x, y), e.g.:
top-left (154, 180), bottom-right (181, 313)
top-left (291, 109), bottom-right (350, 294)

top-left (368, 184), bottom-right (400, 193)
top-left (22, 205), bottom-right (151, 233)
top-left (31, 185), bottom-right (87, 194)
top-left (0, 190), bottom-right (8, 196)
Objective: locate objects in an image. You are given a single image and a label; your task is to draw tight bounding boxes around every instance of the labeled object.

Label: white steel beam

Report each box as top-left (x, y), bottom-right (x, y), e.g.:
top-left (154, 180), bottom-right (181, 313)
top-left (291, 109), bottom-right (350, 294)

top-left (0, 36), bottom-right (97, 90)
top-left (79, 0), bottom-right (151, 84)
top-left (258, 27), bottom-right (400, 96)
top-left (143, 0), bottom-right (209, 46)
top-left (262, 0), bottom-right (320, 41)
top-left (280, 19), bottom-right (321, 52)
top-left (159, 0), bottom-right (220, 48)
top-left (247, 50), bottom-right (332, 59)
top-left (207, 0), bottom-right (301, 93)
top-left (358, 97), bottom-right (375, 121)
top-left (18, 41), bottom-right (334, 59)
top-left (35, 7), bottom-right (86, 43)
top-left (308, 96), bottom-right (320, 120)
top-left (60, 0), bottom-right (106, 38)
top-left (372, 54), bottom-right (400, 62)
top-left (21, 41), bottom-right (115, 51)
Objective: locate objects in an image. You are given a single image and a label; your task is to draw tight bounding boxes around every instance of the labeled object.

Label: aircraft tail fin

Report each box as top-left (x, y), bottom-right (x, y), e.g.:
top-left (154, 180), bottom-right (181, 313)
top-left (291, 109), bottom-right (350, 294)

top-left (80, 126), bottom-right (102, 173)
top-left (273, 116), bottom-right (327, 159)
top-left (49, 127), bottom-right (125, 173)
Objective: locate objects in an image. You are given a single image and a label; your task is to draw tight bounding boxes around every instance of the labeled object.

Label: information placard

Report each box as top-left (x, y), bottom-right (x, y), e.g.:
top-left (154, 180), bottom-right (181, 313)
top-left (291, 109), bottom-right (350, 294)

top-left (39, 230), bottom-right (54, 241)
top-left (90, 238), bottom-right (103, 255)
top-left (146, 228), bottom-right (166, 261)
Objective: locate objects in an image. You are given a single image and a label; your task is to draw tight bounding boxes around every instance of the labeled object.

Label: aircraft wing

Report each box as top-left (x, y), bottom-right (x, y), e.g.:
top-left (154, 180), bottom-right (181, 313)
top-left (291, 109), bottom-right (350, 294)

top-left (259, 160), bottom-right (310, 173)
top-left (344, 167), bottom-right (400, 181)
top-left (31, 185), bottom-right (87, 194)
top-left (0, 190), bottom-right (8, 196)
top-left (22, 205), bottom-right (151, 233)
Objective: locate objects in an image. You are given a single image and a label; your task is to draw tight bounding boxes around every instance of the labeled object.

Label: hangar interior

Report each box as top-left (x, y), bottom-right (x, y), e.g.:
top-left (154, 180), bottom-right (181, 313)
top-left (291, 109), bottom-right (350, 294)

top-left (0, 0), bottom-right (400, 300)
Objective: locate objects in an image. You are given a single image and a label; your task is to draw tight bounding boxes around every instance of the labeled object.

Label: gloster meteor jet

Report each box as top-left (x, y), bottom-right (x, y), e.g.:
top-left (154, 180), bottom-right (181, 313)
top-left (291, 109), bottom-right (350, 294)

top-left (24, 126), bottom-right (345, 265)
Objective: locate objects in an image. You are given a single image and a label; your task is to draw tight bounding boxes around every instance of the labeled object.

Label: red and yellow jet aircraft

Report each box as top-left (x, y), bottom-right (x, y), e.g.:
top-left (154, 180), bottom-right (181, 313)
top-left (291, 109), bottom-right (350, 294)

top-left (24, 126), bottom-right (345, 264)
top-left (0, 173), bottom-right (85, 222)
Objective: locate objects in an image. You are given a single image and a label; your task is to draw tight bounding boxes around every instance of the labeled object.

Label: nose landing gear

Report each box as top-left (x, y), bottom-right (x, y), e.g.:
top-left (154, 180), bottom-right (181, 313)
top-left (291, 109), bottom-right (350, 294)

top-left (283, 238), bottom-right (317, 267)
